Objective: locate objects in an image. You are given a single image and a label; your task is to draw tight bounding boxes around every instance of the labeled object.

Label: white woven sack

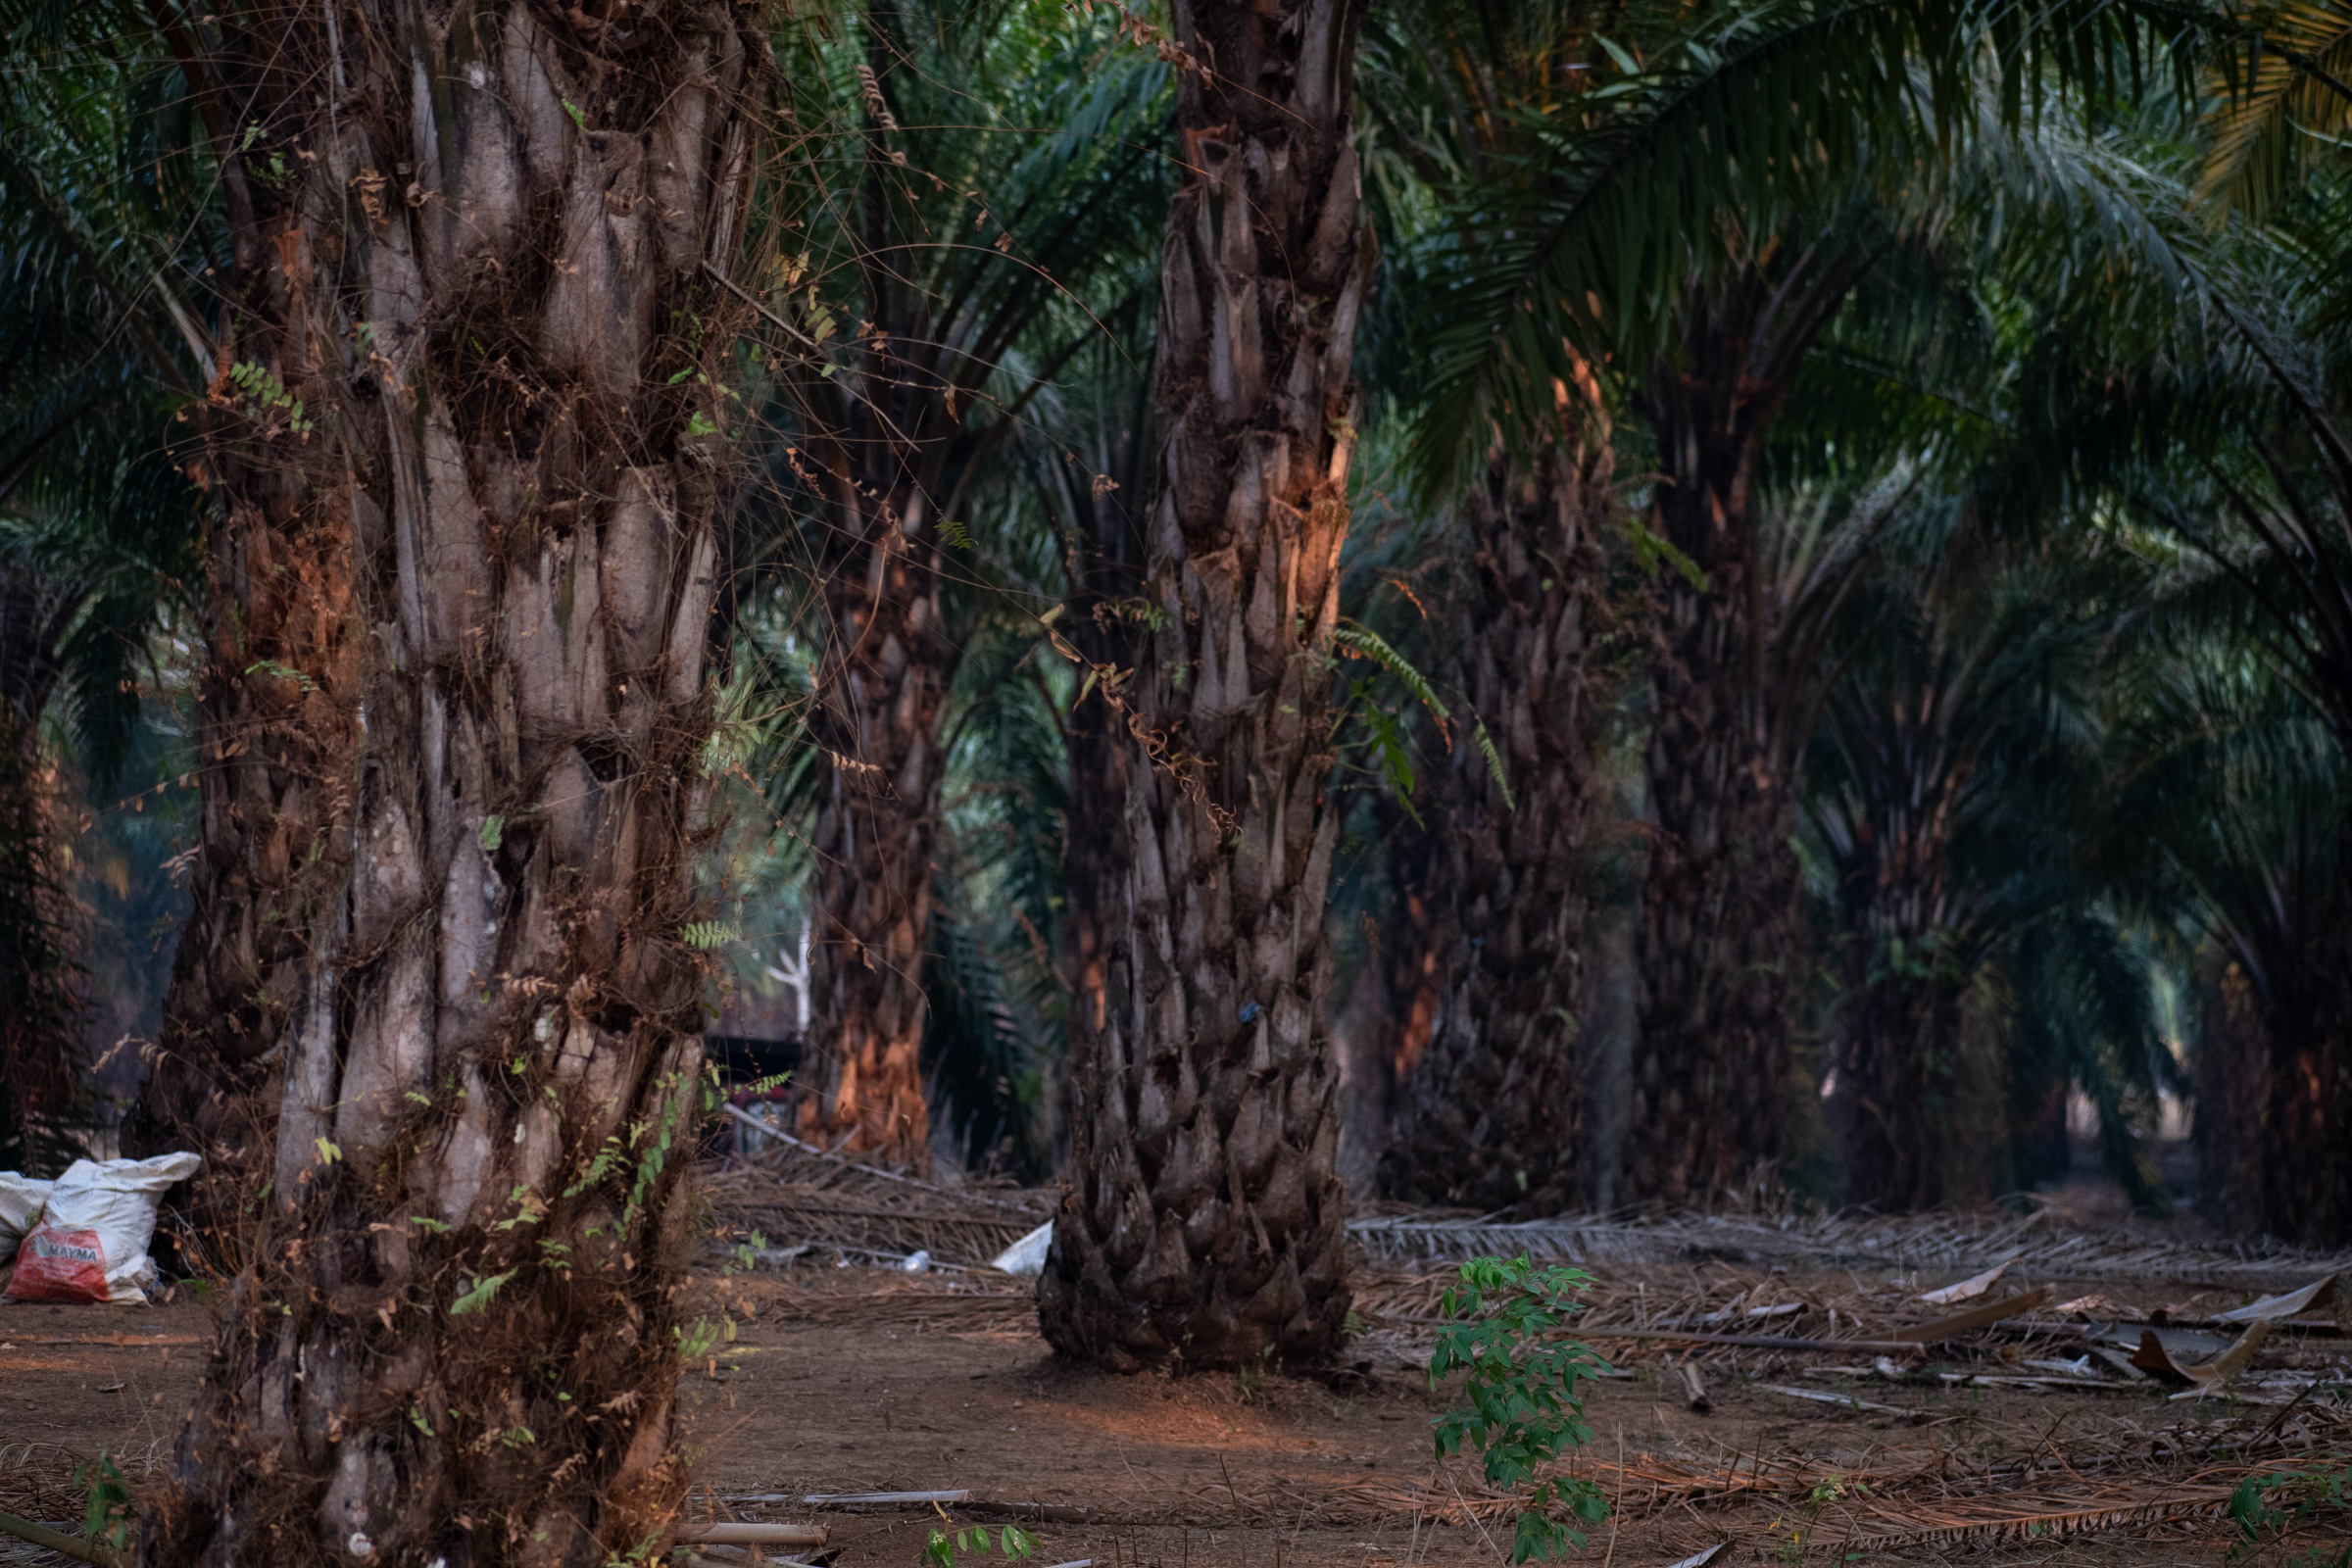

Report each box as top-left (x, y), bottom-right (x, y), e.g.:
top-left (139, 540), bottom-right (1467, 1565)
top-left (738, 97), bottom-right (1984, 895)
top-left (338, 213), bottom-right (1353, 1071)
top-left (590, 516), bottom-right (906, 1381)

top-left (6, 1152), bottom-right (200, 1304)
top-left (0, 1172), bottom-right (54, 1264)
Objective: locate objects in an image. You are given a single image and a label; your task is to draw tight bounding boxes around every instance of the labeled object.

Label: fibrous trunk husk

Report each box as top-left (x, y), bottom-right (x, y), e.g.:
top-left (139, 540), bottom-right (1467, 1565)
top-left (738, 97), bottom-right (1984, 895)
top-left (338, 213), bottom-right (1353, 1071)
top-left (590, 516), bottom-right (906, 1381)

top-left (0, 699), bottom-right (87, 1174)
top-left (2256, 922), bottom-right (2352, 1246)
top-left (1625, 305), bottom-right (1802, 1210)
top-left (801, 472), bottom-right (948, 1172)
top-left (1838, 961), bottom-right (1961, 1211)
top-left (2196, 946), bottom-right (2268, 1235)
top-left (1037, 0), bottom-right (1369, 1371)
top-left (134, 2), bottom-right (770, 1561)
top-left (1380, 446), bottom-right (1613, 1215)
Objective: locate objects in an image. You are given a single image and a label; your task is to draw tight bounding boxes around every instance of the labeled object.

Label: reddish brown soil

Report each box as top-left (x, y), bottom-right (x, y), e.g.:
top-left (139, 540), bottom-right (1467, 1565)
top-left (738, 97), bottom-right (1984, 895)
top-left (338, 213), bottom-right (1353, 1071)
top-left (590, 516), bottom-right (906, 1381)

top-left (2, 1268), bottom-right (2343, 1568)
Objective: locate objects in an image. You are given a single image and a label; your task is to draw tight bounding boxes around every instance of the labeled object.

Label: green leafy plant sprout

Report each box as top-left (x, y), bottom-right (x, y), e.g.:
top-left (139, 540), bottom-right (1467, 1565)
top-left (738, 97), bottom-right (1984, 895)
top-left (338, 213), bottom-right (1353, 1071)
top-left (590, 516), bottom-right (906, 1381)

top-left (1772, 1472), bottom-right (1867, 1565)
top-left (76, 1451), bottom-right (133, 1554)
top-left (226, 360), bottom-right (315, 437)
top-left (676, 1317), bottom-right (723, 1361)
top-left (680, 919), bottom-right (741, 950)
top-left (722, 1228), bottom-right (770, 1275)
top-left (1624, 514), bottom-right (1708, 591)
top-left (1428, 1253), bottom-right (1610, 1562)
top-left (922, 1524), bottom-right (1037, 1568)
top-left (245, 658), bottom-right (317, 692)
top-left (448, 1269), bottom-right (514, 1315)
top-left (2229, 1459), bottom-right (2352, 1563)
top-left (1331, 619), bottom-right (1518, 813)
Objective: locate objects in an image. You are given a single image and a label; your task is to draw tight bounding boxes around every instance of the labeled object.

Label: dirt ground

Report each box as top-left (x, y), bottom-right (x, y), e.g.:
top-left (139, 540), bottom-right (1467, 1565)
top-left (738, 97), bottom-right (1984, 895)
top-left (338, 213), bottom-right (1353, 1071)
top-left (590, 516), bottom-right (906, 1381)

top-left (4, 1255), bottom-right (2346, 1568)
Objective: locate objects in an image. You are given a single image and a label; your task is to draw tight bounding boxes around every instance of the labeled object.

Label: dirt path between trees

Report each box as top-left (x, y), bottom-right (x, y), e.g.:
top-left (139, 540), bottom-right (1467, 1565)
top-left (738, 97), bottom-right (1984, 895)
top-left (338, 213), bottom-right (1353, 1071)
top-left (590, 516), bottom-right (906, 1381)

top-left (1, 1264), bottom-right (2343, 1567)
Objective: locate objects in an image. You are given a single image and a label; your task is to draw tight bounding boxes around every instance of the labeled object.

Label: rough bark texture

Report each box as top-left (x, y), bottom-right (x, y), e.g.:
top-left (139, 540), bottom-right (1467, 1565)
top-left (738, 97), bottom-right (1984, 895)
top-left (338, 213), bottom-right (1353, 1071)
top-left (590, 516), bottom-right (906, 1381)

top-left (1380, 447), bottom-right (1612, 1215)
top-left (0, 702), bottom-right (85, 1173)
top-left (1836, 964), bottom-right (1960, 1211)
top-left (120, 407), bottom-right (365, 1254)
top-left (2255, 923), bottom-right (2352, 1245)
top-left (1368, 792), bottom-right (1440, 1148)
top-left (1059, 477), bottom-right (1150, 1178)
top-left (1817, 668), bottom-right (1973, 1212)
top-left (799, 467), bottom-right (948, 1169)
top-left (2196, 947), bottom-right (2268, 1236)
top-left (1628, 311), bottom-right (1798, 1211)
top-left (128, 1), bottom-right (768, 1560)
top-left (1037, 0), bottom-right (1368, 1371)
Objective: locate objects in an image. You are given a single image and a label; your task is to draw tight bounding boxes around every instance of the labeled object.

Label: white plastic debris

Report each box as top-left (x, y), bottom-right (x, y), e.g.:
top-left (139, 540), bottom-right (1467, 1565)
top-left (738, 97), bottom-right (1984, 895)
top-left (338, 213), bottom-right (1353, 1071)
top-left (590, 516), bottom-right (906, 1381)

top-left (990, 1220), bottom-right (1053, 1276)
top-left (902, 1250), bottom-right (931, 1274)
top-left (5, 1152), bottom-right (201, 1304)
top-left (0, 1172), bottom-right (55, 1264)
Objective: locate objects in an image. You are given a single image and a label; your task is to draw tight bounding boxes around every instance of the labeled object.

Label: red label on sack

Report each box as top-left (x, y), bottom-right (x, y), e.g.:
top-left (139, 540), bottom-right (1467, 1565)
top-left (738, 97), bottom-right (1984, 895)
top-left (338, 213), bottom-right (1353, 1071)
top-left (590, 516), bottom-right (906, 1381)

top-left (5, 1222), bottom-right (108, 1302)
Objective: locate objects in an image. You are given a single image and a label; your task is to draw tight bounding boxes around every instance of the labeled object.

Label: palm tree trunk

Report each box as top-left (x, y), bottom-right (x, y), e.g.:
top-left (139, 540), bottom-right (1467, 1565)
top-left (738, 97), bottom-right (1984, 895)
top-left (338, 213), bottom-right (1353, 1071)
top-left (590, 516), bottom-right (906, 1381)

top-left (119, 440), bottom-right (364, 1245)
top-left (1837, 958), bottom-right (1958, 1210)
top-left (1626, 321), bottom-right (1796, 1209)
top-left (0, 695), bottom-right (84, 1173)
top-left (1061, 543), bottom-right (1143, 1171)
top-left (1381, 447), bottom-right (1611, 1214)
top-left (1822, 694), bottom-right (1965, 1212)
top-left (2195, 945), bottom-right (2268, 1235)
top-left (791, 9), bottom-right (952, 1172)
top-left (1037, 0), bottom-right (1369, 1371)
top-left (2259, 925), bottom-right (2352, 1244)
top-left (133, 3), bottom-right (769, 1558)
top-left (800, 475), bottom-right (948, 1170)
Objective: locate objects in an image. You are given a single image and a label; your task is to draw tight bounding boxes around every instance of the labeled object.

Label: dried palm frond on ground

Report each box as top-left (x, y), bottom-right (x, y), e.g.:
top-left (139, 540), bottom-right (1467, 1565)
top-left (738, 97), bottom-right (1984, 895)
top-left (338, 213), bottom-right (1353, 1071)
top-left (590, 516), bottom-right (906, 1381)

top-left (1347, 1206), bottom-right (2352, 1290)
top-left (0, 1441), bottom-right (170, 1526)
top-left (702, 1129), bottom-right (1053, 1268)
top-left (702, 1157), bottom-right (2352, 1303)
top-left (1828, 1483), bottom-right (2241, 1550)
top-left (762, 1275), bottom-right (1041, 1331)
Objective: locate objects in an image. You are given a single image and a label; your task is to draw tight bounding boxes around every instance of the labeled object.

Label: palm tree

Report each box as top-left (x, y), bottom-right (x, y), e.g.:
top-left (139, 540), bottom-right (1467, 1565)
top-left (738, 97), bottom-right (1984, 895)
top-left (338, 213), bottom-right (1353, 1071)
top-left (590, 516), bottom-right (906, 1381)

top-left (0, 49), bottom-right (202, 1176)
top-left (755, 3), bottom-right (1167, 1168)
top-left (11, 0), bottom-right (800, 1546)
top-left (1037, 0), bottom-right (1371, 1371)
top-left (1987, 147), bottom-right (2352, 1239)
top-left (1349, 0), bottom-right (1625, 1215)
top-left (1624, 232), bottom-right (1905, 1204)
top-left (1396, 0), bottom-right (2185, 1206)
top-left (1805, 515), bottom-right (2125, 1208)
top-left (1370, 448), bottom-right (1619, 1212)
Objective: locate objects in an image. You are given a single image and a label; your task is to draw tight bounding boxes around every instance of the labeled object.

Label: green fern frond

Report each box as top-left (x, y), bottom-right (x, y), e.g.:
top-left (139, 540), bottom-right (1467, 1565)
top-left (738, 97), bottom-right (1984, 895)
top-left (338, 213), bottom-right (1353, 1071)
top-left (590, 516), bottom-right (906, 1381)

top-left (1470, 715), bottom-right (1518, 814)
top-left (1333, 618), bottom-right (1453, 737)
top-left (680, 920), bottom-right (742, 951)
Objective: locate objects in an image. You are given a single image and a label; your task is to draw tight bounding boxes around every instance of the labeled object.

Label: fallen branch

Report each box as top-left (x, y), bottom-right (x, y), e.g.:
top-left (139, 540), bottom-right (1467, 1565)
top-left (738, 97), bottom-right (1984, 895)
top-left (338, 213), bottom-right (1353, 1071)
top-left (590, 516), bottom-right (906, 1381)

top-left (0, 1508), bottom-right (121, 1567)
top-left (675, 1523), bottom-right (829, 1546)
top-left (1838, 1487), bottom-right (2236, 1550)
top-left (1675, 1363), bottom-right (1710, 1412)
top-left (1758, 1384), bottom-right (1915, 1417)
top-left (1890, 1287), bottom-right (2054, 1344)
